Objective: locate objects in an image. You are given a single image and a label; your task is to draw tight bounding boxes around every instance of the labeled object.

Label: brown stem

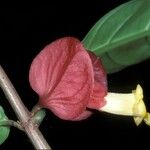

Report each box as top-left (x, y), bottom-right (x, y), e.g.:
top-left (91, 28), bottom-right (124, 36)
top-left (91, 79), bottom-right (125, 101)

top-left (0, 65), bottom-right (51, 150)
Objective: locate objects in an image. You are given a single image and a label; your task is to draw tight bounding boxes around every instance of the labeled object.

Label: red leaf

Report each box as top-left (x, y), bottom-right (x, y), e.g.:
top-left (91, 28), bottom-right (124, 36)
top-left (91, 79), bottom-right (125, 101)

top-left (29, 37), bottom-right (94, 120)
top-left (29, 37), bottom-right (107, 120)
top-left (87, 52), bottom-right (107, 109)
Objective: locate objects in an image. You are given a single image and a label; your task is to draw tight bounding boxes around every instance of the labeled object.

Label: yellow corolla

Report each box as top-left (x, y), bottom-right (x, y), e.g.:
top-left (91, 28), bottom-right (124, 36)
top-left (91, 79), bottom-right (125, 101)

top-left (100, 84), bottom-right (150, 126)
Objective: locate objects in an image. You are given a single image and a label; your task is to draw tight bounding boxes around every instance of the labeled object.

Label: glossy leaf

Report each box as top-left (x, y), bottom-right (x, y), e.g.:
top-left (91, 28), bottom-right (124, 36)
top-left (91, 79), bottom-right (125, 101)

top-left (0, 106), bottom-right (10, 145)
top-left (83, 0), bottom-right (150, 73)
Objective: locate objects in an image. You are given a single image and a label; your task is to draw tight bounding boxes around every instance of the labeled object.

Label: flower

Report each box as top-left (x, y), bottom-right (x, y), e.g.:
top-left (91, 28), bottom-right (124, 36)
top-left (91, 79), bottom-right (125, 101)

top-left (101, 84), bottom-right (150, 126)
top-left (29, 37), bottom-right (107, 120)
top-left (29, 37), bottom-right (150, 126)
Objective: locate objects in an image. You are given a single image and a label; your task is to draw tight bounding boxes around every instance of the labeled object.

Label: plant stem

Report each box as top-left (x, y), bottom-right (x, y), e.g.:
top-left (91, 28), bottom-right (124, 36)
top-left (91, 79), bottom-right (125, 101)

top-left (0, 65), bottom-right (51, 150)
top-left (0, 120), bottom-right (24, 131)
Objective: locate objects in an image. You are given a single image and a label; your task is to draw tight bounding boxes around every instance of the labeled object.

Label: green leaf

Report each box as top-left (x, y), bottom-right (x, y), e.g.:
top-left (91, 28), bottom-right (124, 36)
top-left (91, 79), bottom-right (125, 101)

top-left (83, 0), bottom-right (150, 73)
top-left (0, 106), bottom-right (10, 145)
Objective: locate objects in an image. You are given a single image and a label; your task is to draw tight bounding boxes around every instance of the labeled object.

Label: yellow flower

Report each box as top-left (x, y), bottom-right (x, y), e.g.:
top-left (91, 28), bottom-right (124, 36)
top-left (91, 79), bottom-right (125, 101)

top-left (100, 84), bottom-right (150, 126)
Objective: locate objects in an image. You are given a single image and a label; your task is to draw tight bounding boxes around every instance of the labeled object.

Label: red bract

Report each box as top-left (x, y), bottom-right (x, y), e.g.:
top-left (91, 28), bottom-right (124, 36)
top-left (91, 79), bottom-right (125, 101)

top-left (29, 37), bottom-right (107, 120)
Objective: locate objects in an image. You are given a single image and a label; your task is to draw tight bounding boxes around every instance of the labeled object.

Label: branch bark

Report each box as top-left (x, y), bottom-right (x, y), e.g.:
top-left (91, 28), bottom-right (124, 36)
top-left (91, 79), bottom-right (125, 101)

top-left (0, 65), bottom-right (51, 150)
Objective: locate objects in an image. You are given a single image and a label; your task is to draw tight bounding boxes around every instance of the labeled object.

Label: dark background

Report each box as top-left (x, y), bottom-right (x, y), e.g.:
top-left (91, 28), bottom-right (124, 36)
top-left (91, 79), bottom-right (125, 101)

top-left (1, 0), bottom-right (150, 149)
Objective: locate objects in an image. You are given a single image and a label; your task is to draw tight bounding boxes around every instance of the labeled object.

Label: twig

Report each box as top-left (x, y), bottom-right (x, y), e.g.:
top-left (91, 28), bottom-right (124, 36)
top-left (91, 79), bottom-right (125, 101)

top-left (0, 65), bottom-right (51, 150)
top-left (0, 120), bottom-right (24, 131)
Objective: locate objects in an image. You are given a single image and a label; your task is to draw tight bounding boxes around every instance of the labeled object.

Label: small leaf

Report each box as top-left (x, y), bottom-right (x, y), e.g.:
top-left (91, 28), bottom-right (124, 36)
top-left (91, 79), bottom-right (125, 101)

top-left (83, 0), bottom-right (150, 73)
top-left (0, 106), bottom-right (10, 145)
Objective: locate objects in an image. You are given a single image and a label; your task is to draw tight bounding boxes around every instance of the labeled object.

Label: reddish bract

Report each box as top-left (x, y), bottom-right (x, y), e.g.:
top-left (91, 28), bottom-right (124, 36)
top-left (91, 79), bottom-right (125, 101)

top-left (29, 37), bottom-right (107, 120)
